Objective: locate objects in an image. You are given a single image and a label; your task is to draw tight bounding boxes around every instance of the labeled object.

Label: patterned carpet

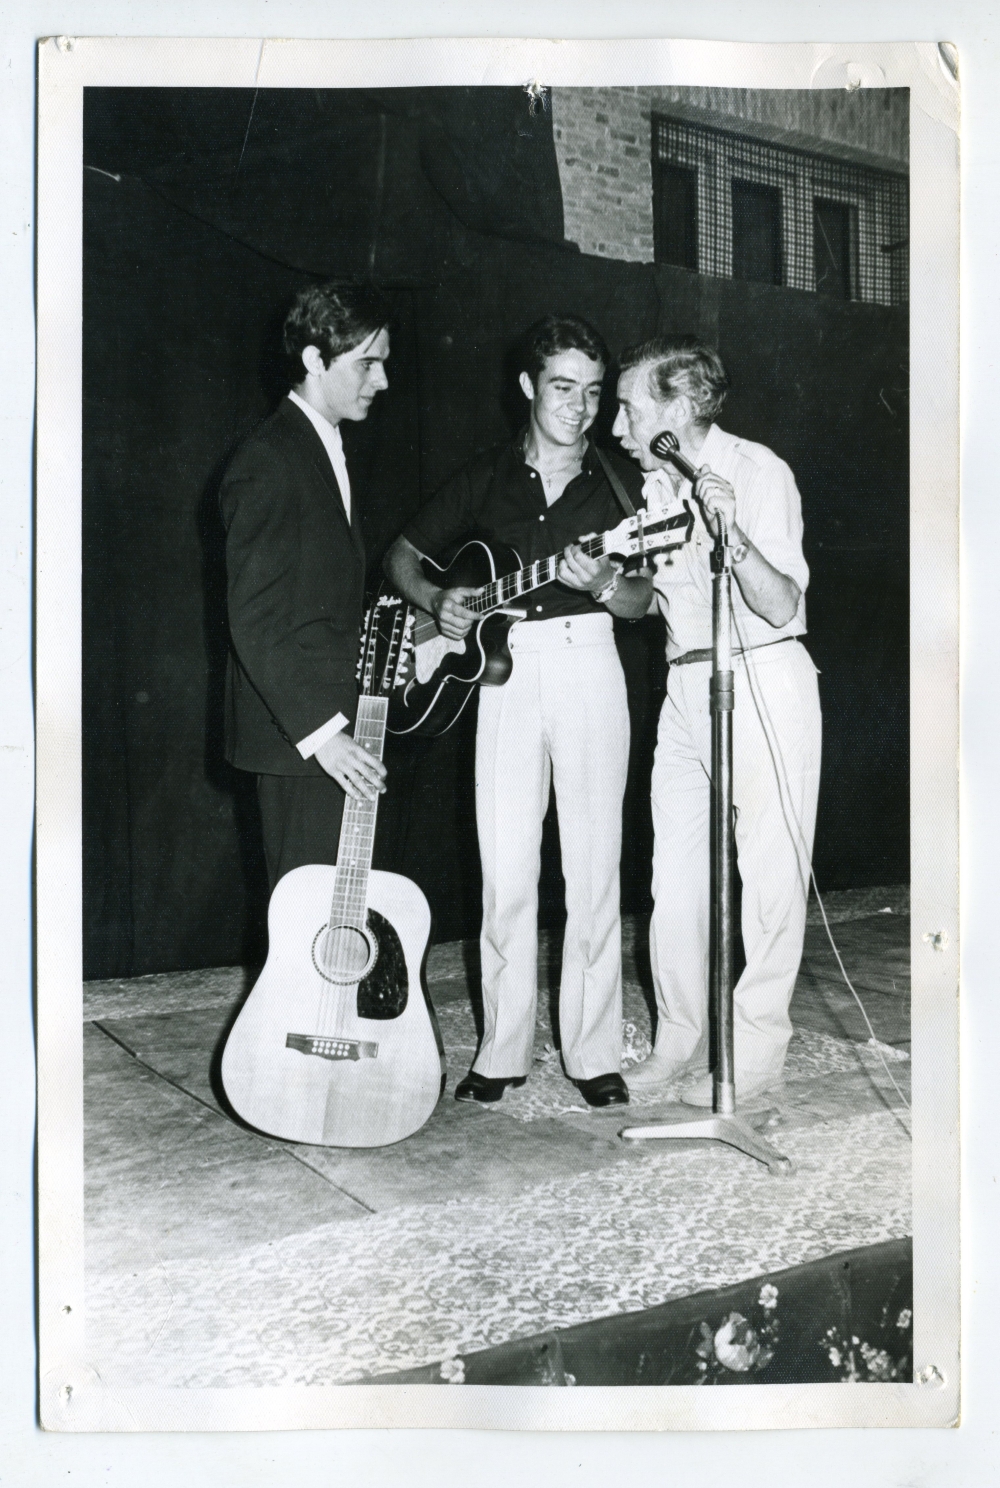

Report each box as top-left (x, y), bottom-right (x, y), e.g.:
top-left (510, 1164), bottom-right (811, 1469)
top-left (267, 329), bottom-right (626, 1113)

top-left (85, 1107), bottom-right (910, 1386)
top-left (434, 1004), bottom-right (906, 1122)
top-left (83, 889), bottom-right (911, 1388)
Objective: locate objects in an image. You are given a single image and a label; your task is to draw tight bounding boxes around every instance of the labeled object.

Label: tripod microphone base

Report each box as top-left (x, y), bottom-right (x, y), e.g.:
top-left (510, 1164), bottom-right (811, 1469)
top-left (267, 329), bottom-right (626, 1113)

top-left (620, 1112), bottom-right (794, 1175)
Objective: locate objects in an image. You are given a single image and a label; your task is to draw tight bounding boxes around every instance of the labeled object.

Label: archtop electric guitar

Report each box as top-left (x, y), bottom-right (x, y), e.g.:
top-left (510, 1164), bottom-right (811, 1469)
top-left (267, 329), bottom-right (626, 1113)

top-left (221, 598), bottom-right (445, 1148)
top-left (387, 498), bottom-right (695, 738)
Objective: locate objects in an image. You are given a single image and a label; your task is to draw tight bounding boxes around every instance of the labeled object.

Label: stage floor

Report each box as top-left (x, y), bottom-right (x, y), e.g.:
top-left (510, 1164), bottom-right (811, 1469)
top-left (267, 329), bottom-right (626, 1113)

top-left (83, 887), bottom-right (911, 1387)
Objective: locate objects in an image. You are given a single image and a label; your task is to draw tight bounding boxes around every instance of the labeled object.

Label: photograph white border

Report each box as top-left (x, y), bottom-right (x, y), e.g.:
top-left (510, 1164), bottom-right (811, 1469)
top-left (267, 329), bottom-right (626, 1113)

top-left (35, 33), bottom-right (958, 1436)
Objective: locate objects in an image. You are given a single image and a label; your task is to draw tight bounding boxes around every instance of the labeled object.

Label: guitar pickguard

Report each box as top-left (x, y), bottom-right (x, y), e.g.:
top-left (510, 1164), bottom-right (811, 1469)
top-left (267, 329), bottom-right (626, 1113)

top-left (355, 908), bottom-right (409, 1020)
top-left (414, 632), bottom-right (464, 684)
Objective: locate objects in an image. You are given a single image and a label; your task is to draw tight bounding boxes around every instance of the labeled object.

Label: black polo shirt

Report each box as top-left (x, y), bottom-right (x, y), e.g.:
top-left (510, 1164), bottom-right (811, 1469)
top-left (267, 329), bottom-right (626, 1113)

top-left (402, 437), bottom-right (645, 622)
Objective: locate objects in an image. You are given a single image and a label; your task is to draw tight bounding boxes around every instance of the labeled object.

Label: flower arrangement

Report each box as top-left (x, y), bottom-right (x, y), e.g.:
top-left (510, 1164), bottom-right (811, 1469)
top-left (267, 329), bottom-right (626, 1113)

top-left (397, 1242), bottom-right (913, 1389)
top-left (821, 1305), bottom-right (913, 1383)
top-left (438, 1342), bottom-right (466, 1383)
top-left (694, 1284), bottom-right (781, 1382)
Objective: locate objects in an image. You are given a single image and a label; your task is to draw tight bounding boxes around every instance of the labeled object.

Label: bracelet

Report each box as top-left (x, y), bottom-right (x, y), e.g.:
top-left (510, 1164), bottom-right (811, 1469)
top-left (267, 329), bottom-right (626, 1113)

top-left (593, 566), bottom-right (621, 604)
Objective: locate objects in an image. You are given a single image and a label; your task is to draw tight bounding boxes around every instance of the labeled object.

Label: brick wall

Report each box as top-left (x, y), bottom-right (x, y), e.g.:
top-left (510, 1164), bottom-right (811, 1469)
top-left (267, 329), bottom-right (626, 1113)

top-left (552, 87), bottom-right (908, 263)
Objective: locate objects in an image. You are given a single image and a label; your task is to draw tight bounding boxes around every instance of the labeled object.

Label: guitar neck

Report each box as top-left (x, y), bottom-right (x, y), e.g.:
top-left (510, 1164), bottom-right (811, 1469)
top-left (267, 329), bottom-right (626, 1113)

top-left (329, 696), bottom-right (386, 928)
top-left (469, 531), bottom-right (609, 615)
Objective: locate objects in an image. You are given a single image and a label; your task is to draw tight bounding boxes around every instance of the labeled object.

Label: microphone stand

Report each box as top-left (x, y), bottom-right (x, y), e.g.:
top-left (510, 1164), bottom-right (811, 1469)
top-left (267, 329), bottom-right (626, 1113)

top-left (620, 476), bottom-right (792, 1174)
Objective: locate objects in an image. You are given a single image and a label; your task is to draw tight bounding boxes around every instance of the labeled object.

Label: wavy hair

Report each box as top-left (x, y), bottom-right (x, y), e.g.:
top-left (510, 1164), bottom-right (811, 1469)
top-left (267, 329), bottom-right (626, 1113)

top-left (518, 314), bottom-right (610, 389)
top-left (619, 334), bottom-right (729, 427)
top-left (283, 281), bottom-right (392, 383)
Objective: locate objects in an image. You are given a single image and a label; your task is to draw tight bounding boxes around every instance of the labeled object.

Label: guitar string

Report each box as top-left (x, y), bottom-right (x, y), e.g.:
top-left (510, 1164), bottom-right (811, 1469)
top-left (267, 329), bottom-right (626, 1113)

top-left (462, 511), bottom-right (691, 616)
top-left (317, 607), bottom-right (399, 1042)
top-left (467, 531), bottom-right (609, 614)
top-left (410, 511), bottom-right (689, 646)
top-left (321, 711), bottom-right (385, 1033)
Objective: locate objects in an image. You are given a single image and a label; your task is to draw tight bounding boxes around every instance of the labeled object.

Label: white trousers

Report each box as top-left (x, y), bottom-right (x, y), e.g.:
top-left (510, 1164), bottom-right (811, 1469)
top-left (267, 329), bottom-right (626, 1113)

top-left (649, 639), bottom-right (822, 1079)
top-left (473, 614), bottom-right (630, 1081)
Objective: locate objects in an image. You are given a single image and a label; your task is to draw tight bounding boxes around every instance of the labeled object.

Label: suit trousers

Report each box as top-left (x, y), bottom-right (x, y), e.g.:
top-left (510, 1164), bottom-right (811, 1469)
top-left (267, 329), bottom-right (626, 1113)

top-left (473, 613), bottom-right (630, 1082)
top-left (256, 771), bottom-right (347, 891)
top-left (649, 639), bottom-right (822, 1080)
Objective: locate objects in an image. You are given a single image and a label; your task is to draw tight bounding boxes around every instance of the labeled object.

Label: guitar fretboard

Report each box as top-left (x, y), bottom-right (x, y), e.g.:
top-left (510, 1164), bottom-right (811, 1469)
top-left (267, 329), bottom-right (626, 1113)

top-left (467, 531), bottom-right (609, 615)
top-left (329, 696), bottom-right (386, 930)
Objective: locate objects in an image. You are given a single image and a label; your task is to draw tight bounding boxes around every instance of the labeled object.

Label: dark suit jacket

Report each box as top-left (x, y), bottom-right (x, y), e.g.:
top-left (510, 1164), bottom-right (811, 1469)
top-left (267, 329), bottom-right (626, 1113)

top-left (221, 397), bottom-right (366, 776)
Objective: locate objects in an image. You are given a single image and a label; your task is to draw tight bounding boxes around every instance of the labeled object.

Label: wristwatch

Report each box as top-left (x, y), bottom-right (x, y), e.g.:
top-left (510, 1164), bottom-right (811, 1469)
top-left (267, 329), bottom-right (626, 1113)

top-left (730, 538), bottom-right (750, 564)
top-left (594, 566), bottom-right (622, 604)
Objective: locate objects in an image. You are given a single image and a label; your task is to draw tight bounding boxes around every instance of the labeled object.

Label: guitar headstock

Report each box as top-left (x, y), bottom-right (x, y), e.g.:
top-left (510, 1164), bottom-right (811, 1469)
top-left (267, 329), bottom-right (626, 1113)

top-left (357, 597), bottom-right (415, 698)
top-left (605, 499), bottom-right (696, 560)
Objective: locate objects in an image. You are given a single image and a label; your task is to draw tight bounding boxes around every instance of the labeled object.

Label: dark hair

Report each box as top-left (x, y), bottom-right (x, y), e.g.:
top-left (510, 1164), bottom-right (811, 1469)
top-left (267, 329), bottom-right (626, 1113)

top-left (519, 314), bottom-right (610, 389)
top-left (283, 281), bottom-right (392, 384)
top-left (619, 334), bottom-right (730, 428)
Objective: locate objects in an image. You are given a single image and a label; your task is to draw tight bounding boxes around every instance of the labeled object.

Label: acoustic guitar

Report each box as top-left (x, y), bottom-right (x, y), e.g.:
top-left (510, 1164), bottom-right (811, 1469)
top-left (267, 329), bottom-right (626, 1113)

top-left (221, 598), bottom-right (445, 1148)
top-left (387, 499), bottom-right (695, 738)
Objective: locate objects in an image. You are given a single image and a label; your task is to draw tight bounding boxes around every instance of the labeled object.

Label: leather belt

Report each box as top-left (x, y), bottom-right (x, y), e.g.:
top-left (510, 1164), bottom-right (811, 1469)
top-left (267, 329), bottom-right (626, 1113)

top-left (671, 637), bottom-right (795, 667)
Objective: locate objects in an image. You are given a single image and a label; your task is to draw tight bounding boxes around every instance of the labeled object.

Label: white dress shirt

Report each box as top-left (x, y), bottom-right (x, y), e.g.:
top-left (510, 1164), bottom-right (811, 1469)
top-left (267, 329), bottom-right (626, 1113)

top-left (286, 390), bottom-right (353, 758)
top-left (645, 423), bottom-right (809, 662)
top-left (287, 388), bottom-right (351, 520)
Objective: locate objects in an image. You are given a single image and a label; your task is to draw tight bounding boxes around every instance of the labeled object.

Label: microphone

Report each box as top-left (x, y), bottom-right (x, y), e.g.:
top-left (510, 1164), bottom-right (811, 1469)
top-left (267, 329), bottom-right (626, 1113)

top-left (651, 429), bottom-right (730, 544)
top-left (650, 429), bottom-right (700, 485)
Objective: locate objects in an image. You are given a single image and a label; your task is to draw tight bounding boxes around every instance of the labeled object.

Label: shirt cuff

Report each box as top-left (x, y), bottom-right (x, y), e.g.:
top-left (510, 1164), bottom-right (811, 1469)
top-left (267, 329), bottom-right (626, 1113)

top-left (295, 711), bottom-right (349, 759)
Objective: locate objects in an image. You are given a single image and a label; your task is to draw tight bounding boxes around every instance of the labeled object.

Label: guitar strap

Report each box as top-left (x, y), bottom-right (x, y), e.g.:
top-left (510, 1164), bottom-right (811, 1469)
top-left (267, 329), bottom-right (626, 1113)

top-left (592, 444), bottom-right (637, 518)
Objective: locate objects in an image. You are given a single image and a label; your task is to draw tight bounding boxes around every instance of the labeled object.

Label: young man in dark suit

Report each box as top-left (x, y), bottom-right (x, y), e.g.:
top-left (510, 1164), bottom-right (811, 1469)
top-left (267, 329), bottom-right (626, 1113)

top-left (221, 282), bottom-right (390, 889)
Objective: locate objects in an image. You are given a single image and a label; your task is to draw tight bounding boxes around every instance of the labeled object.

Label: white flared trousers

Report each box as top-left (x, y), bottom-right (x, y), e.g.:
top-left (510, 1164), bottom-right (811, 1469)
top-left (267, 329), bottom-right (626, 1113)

top-left (649, 639), bottom-right (822, 1080)
top-left (473, 614), bottom-right (630, 1081)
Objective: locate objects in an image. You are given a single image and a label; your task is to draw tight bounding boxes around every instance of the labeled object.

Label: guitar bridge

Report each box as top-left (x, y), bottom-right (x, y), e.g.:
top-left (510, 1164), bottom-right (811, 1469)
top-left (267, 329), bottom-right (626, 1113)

top-left (286, 1033), bottom-right (378, 1062)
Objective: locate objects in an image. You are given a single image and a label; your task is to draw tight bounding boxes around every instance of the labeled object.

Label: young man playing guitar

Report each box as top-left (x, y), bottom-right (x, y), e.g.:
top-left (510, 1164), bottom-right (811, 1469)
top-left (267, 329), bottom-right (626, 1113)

top-left (385, 316), bottom-right (652, 1108)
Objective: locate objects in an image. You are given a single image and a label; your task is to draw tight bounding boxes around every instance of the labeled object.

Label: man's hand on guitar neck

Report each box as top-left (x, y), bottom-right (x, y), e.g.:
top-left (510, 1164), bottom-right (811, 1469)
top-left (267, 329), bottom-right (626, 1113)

top-left (558, 539), bottom-right (654, 621)
top-left (315, 730), bottom-right (387, 800)
top-left (557, 541), bottom-right (617, 596)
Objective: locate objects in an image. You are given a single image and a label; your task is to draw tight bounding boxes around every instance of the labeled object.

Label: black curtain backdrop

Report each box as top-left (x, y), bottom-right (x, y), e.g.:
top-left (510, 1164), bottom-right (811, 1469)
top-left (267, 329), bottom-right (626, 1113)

top-left (82, 88), bottom-right (908, 979)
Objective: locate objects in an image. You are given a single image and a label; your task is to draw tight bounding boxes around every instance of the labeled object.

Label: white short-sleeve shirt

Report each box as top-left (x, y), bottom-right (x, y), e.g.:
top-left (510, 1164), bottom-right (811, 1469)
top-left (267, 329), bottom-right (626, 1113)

top-left (646, 423), bottom-right (809, 661)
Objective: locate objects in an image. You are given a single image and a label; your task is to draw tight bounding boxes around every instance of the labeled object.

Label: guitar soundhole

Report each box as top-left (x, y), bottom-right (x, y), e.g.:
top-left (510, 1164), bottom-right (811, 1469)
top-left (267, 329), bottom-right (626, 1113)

top-left (312, 923), bottom-right (378, 985)
top-left (311, 911), bottom-right (409, 1019)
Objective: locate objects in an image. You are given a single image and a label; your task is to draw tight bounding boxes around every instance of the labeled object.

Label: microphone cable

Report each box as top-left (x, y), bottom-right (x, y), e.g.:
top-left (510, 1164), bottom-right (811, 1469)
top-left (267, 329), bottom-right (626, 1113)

top-left (649, 432), bottom-right (910, 1121)
top-left (727, 589), bottom-right (912, 1125)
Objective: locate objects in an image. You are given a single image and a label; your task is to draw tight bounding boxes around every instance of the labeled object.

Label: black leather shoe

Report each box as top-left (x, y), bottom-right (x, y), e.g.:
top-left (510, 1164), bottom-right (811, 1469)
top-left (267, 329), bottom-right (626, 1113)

top-left (574, 1073), bottom-right (630, 1108)
top-left (455, 1071), bottom-right (527, 1104)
